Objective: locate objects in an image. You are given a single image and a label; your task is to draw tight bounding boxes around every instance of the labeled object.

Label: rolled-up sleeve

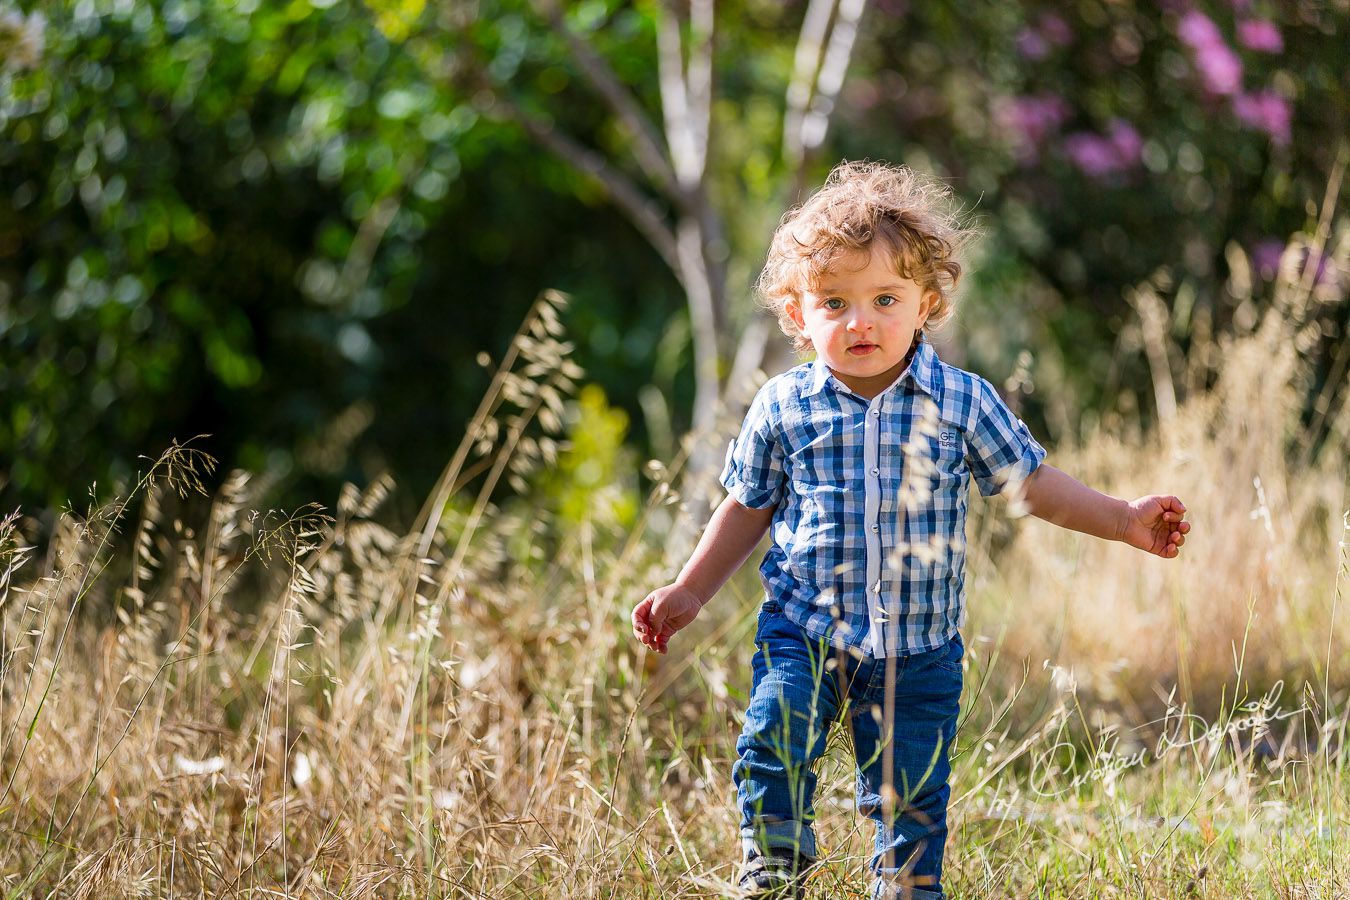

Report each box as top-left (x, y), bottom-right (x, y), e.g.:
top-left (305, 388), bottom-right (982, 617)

top-left (719, 385), bottom-right (786, 510)
top-left (965, 376), bottom-right (1046, 498)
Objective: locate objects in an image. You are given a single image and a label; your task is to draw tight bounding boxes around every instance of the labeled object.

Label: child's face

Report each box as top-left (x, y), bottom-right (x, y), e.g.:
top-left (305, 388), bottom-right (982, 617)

top-left (786, 244), bottom-right (936, 398)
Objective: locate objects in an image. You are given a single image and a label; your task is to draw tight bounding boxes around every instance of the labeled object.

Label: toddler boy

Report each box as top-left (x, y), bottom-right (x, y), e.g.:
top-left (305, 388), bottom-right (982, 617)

top-left (631, 160), bottom-right (1191, 899)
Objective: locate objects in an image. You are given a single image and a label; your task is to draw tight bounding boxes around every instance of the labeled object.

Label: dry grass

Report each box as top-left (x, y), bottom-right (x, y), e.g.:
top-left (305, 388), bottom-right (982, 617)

top-left (2, 210), bottom-right (1348, 899)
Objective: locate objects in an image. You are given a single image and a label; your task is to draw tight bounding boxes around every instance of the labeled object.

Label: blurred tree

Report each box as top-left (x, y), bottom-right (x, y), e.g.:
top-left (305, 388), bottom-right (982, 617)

top-left (0, 0), bottom-right (701, 519)
top-left (0, 0), bottom-right (448, 508)
top-left (442, 0), bottom-right (1347, 454)
top-left (447, 0), bottom-right (873, 439)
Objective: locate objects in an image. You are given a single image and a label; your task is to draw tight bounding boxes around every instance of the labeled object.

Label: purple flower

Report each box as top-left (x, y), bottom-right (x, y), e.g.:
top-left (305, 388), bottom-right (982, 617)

top-left (1108, 119), bottom-right (1143, 165)
top-left (1250, 238), bottom-right (1284, 278)
top-left (1194, 42), bottom-right (1243, 94)
top-left (1016, 27), bottom-right (1050, 60)
top-left (1064, 134), bottom-right (1122, 177)
top-left (1237, 19), bottom-right (1283, 53)
top-left (1233, 90), bottom-right (1292, 145)
top-left (1306, 251), bottom-right (1337, 288)
top-left (1016, 12), bottom-right (1074, 60)
top-left (1063, 120), bottom-right (1144, 178)
top-left (1177, 10), bottom-right (1243, 95)
top-left (1177, 10), bottom-right (1224, 49)
top-left (995, 93), bottom-right (1071, 163)
top-left (1039, 12), bottom-right (1073, 47)
top-left (1251, 239), bottom-right (1338, 287)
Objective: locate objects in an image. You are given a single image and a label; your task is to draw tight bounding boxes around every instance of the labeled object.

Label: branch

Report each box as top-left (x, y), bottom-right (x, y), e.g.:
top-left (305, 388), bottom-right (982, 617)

top-left (782, 0), bottom-right (837, 168)
top-left (338, 155), bottom-right (420, 304)
top-left (686, 0), bottom-right (714, 183)
top-left (726, 313), bottom-right (773, 405)
top-left (800, 0), bottom-right (867, 154)
top-left (1127, 282), bottom-right (1179, 422)
top-left (656, 0), bottom-right (701, 191)
top-left (677, 217), bottom-right (723, 429)
top-left (493, 91), bottom-right (681, 275)
top-left (530, 0), bottom-right (681, 201)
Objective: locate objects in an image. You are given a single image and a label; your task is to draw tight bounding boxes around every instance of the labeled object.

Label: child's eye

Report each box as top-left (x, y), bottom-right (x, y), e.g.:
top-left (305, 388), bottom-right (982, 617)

top-left (823, 297), bottom-right (845, 310)
top-left (875, 294), bottom-right (898, 307)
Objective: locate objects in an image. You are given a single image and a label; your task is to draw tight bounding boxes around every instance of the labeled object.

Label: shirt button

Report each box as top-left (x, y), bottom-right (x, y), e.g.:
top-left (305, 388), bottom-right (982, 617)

top-left (874, 582), bottom-right (882, 593)
top-left (871, 409), bottom-right (880, 417)
top-left (871, 524), bottom-right (879, 532)
top-left (870, 467), bottom-right (880, 476)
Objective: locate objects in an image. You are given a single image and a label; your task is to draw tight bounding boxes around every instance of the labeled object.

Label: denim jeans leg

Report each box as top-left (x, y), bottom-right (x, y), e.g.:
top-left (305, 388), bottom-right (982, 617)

top-left (852, 635), bottom-right (964, 900)
top-left (734, 608), bottom-right (840, 861)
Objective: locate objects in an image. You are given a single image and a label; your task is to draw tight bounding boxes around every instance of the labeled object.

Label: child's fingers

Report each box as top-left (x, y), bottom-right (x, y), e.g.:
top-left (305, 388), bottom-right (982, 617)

top-left (646, 603), bottom-right (667, 635)
top-left (1161, 524), bottom-right (1186, 558)
top-left (640, 629), bottom-right (660, 651)
top-left (631, 598), bottom-right (650, 630)
top-left (632, 597), bottom-right (659, 643)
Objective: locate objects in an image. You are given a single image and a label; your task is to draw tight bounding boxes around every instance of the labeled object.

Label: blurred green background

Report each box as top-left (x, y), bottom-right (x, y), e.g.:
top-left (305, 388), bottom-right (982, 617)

top-left (1, 0), bottom-right (1345, 520)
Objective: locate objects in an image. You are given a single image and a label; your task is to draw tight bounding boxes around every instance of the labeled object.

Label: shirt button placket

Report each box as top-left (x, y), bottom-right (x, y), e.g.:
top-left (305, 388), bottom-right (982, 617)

top-left (864, 397), bottom-right (885, 656)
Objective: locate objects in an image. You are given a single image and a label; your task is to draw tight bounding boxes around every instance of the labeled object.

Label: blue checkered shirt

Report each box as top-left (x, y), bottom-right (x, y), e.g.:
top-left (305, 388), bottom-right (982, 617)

top-left (719, 336), bottom-right (1046, 658)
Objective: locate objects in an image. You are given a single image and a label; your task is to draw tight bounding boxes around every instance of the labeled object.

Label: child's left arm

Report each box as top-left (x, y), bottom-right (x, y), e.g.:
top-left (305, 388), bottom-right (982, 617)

top-left (1018, 464), bottom-right (1192, 558)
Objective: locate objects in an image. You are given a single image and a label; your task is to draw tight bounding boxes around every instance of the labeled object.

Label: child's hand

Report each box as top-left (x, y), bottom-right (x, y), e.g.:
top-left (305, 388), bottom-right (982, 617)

top-left (631, 584), bottom-right (704, 654)
top-left (1121, 495), bottom-right (1191, 558)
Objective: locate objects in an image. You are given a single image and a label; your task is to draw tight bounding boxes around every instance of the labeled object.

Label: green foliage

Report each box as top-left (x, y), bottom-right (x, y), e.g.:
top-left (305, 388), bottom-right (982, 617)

top-left (1, 0), bottom-right (1346, 516)
top-left (540, 383), bottom-right (638, 531)
top-left (0, 0), bottom-right (463, 508)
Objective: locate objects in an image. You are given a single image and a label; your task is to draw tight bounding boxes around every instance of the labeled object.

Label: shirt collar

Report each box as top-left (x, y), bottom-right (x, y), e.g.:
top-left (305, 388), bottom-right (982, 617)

top-left (804, 334), bottom-right (940, 399)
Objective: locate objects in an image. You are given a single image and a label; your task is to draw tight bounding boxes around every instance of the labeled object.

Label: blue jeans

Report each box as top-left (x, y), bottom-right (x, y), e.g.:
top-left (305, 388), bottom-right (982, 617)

top-left (734, 602), bottom-right (963, 900)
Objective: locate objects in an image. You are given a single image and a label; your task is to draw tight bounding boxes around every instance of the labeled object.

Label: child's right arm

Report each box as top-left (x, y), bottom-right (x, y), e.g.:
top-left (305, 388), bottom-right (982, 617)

top-left (631, 495), bottom-right (776, 654)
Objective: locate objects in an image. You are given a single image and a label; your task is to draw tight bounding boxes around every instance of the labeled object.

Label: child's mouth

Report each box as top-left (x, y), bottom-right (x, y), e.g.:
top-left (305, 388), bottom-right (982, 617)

top-left (847, 343), bottom-right (878, 356)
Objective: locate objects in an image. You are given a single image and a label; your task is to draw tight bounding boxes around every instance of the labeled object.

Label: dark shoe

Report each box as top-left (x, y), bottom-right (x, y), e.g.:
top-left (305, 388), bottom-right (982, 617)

top-left (736, 848), bottom-right (817, 898)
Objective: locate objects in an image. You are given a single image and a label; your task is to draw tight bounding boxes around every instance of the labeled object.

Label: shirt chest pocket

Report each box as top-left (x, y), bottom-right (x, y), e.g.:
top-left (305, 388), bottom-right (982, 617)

top-left (932, 433), bottom-right (967, 489)
top-left (876, 431), bottom-right (966, 514)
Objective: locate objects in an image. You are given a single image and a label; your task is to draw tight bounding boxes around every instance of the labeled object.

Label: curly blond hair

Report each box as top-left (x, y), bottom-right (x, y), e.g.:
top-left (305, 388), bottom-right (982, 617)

top-left (756, 160), bottom-right (980, 353)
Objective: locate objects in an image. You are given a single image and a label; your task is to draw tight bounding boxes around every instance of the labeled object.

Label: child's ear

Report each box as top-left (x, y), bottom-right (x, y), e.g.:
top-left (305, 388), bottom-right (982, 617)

top-left (918, 290), bottom-right (938, 326)
top-left (785, 297), bottom-right (806, 331)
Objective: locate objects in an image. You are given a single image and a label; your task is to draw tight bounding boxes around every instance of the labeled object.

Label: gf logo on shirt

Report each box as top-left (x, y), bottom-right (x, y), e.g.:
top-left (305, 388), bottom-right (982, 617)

top-left (938, 430), bottom-right (958, 448)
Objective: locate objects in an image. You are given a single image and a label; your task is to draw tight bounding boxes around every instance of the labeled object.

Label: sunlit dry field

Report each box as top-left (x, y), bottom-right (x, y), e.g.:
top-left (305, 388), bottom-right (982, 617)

top-left (2, 223), bottom-right (1348, 898)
